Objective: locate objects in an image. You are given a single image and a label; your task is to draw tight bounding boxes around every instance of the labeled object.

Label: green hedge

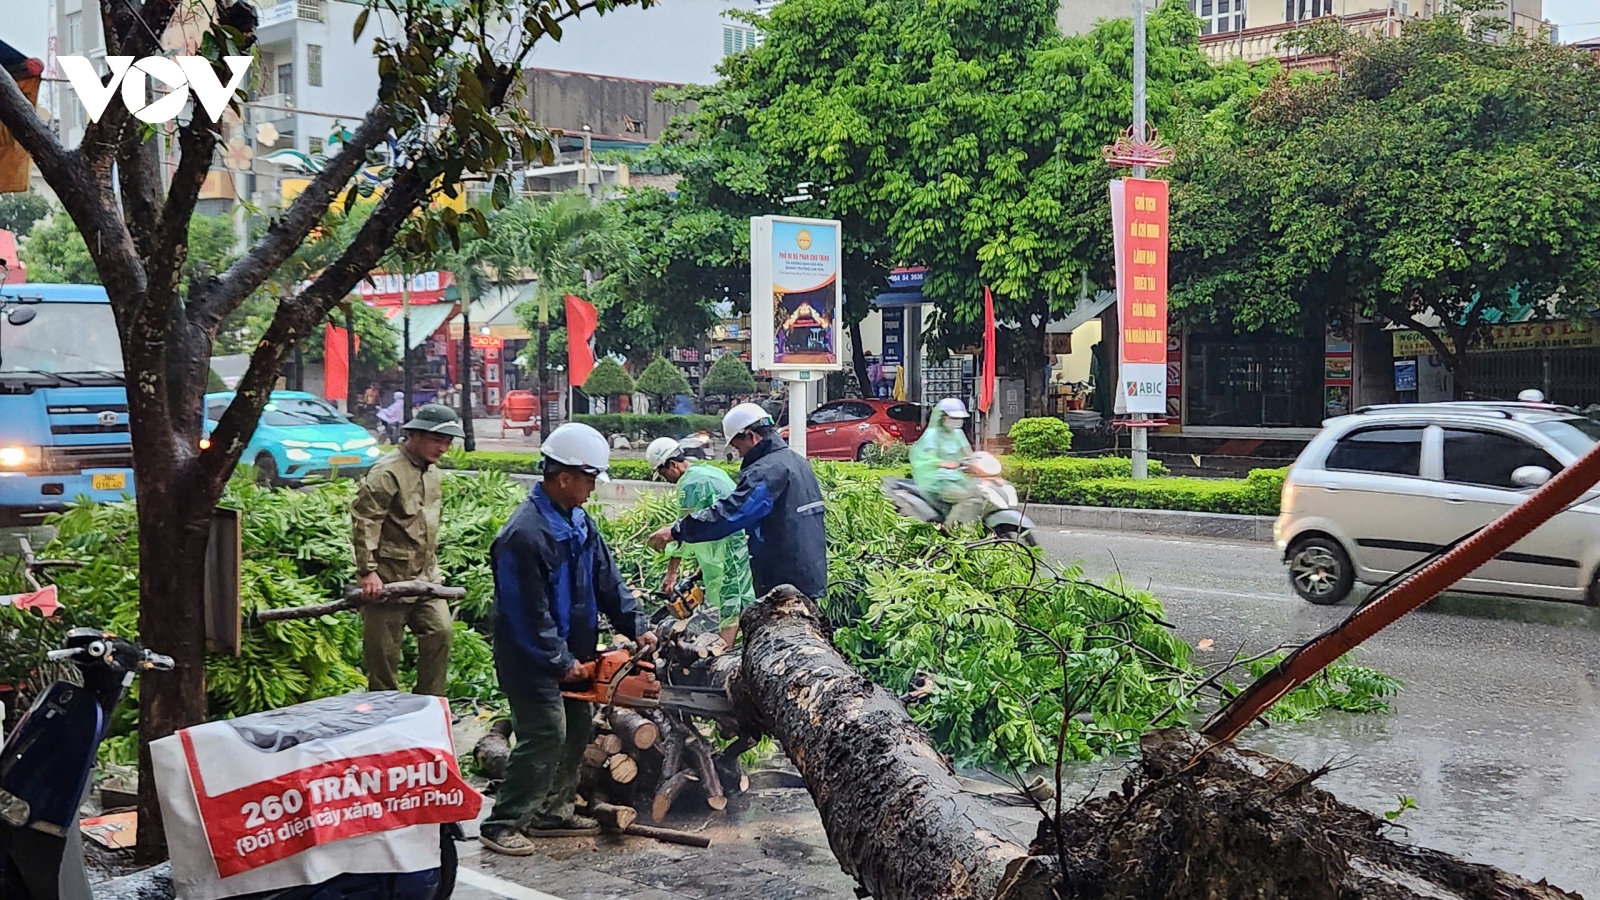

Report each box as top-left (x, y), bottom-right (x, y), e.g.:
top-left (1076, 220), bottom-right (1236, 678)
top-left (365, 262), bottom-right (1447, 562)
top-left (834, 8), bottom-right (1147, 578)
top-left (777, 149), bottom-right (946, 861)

top-left (572, 413), bottom-right (723, 440)
top-left (1005, 455), bottom-right (1169, 488)
top-left (1007, 417), bottom-right (1074, 459)
top-left (1024, 467), bottom-right (1287, 516)
top-left (445, 448), bottom-right (1289, 516)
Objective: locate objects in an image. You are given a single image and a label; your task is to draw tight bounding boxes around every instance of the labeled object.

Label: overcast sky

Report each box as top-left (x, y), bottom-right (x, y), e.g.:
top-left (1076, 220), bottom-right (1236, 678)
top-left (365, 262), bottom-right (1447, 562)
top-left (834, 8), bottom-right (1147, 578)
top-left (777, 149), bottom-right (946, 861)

top-left (1543, 0), bottom-right (1600, 43)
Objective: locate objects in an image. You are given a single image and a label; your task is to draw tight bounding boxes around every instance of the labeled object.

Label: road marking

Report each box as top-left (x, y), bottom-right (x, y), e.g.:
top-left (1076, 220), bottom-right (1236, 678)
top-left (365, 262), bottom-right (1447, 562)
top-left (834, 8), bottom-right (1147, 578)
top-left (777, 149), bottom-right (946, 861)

top-left (1047, 528), bottom-right (1272, 550)
top-left (1116, 582), bottom-right (1293, 604)
top-left (458, 865), bottom-right (569, 900)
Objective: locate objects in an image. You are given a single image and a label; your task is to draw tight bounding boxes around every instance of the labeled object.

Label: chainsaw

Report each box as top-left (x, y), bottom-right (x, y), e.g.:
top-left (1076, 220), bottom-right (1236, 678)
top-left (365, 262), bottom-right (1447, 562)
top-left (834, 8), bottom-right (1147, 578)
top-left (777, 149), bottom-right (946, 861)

top-left (560, 642), bottom-right (734, 718)
top-left (657, 571), bottom-right (706, 621)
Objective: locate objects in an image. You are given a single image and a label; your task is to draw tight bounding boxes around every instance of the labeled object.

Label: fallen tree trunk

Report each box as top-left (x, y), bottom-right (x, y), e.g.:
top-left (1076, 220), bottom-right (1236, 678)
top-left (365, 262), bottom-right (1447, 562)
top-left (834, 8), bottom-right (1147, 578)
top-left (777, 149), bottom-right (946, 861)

top-left (737, 586), bottom-right (1582, 900)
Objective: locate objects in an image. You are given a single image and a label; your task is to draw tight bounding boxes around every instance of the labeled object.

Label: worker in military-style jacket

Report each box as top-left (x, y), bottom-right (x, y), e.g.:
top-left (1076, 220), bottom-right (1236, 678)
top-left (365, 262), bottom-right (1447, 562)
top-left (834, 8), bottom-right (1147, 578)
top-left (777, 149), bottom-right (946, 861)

top-left (351, 403), bottom-right (464, 695)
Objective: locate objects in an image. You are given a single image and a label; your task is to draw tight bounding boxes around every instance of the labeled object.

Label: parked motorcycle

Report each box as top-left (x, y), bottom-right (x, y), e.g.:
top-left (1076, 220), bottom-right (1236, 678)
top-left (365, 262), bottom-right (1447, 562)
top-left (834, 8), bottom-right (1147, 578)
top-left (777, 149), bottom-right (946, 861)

top-left (881, 451), bottom-right (1039, 545)
top-left (678, 431), bottom-right (716, 460)
top-left (0, 629), bottom-right (467, 900)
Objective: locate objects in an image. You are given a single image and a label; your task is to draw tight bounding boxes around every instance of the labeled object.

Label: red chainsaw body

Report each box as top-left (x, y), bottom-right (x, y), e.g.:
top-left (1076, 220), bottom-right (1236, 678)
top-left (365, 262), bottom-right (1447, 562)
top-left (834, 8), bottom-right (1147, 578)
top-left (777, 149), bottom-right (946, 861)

top-left (561, 647), bottom-right (662, 706)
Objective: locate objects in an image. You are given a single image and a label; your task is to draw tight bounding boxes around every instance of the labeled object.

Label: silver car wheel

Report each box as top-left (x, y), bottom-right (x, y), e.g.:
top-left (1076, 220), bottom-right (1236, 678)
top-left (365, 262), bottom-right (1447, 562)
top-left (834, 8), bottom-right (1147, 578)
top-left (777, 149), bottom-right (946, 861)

top-left (1291, 546), bottom-right (1342, 598)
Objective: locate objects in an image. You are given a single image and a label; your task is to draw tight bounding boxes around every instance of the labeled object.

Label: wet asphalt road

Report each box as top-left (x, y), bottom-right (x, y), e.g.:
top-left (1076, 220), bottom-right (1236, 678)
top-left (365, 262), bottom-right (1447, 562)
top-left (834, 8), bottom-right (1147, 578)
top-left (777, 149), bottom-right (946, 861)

top-left (1033, 526), bottom-right (1600, 896)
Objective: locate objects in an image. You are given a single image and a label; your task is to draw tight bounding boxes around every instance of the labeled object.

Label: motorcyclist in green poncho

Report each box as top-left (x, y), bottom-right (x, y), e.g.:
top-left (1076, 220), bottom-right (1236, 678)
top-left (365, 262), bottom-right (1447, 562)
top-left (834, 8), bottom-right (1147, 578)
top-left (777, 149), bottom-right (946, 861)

top-left (910, 397), bottom-right (974, 515)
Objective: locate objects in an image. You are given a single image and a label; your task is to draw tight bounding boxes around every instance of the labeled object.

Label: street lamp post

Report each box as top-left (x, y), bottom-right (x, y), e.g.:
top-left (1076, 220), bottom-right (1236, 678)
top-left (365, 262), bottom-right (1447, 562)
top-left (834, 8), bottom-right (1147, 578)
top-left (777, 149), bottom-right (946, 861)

top-left (1130, 0), bottom-right (1149, 481)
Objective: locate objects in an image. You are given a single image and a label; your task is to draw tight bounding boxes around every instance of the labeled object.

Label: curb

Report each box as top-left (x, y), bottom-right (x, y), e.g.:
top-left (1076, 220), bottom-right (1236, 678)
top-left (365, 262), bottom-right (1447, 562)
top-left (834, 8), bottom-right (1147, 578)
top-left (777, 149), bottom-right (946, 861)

top-left (474, 472), bottom-right (1277, 544)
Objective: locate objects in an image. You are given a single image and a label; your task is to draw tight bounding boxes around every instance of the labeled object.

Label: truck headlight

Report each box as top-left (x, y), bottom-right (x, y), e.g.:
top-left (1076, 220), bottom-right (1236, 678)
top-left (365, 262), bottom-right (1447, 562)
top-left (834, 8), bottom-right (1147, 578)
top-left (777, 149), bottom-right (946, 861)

top-left (0, 446), bottom-right (41, 468)
top-left (285, 448), bottom-right (312, 461)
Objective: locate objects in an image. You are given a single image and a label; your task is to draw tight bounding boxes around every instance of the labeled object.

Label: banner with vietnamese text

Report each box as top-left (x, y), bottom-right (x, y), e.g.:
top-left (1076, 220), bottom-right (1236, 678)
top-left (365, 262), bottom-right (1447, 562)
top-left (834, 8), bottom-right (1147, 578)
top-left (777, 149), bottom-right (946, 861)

top-left (1110, 178), bottom-right (1169, 416)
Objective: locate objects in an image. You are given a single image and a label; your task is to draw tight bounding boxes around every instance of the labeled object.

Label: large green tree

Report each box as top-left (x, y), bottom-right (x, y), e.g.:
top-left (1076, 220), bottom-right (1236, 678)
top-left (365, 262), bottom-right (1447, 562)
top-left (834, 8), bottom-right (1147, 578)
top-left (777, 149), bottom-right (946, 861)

top-left (1170, 10), bottom-right (1600, 394)
top-left (0, 0), bottom-right (647, 858)
top-left (639, 0), bottom-right (1253, 412)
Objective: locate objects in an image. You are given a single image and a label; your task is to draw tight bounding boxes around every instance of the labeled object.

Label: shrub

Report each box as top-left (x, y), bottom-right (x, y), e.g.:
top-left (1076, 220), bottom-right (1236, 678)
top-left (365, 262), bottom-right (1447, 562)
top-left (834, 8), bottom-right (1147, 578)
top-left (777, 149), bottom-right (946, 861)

top-left (635, 357), bottom-right (691, 408)
top-left (582, 357), bottom-right (635, 399)
top-left (701, 352), bottom-right (758, 398)
top-left (858, 440), bottom-right (911, 468)
top-left (1032, 468), bottom-right (1286, 516)
top-left (1003, 455), bottom-right (1168, 490)
top-left (1008, 417), bottom-right (1074, 458)
top-left (573, 413), bottom-right (723, 441)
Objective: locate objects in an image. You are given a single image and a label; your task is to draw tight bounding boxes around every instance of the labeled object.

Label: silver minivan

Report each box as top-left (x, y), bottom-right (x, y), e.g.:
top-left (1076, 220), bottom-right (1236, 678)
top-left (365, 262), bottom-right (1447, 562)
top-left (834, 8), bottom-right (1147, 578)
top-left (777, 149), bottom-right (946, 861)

top-left (1275, 403), bottom-right (1600, 606)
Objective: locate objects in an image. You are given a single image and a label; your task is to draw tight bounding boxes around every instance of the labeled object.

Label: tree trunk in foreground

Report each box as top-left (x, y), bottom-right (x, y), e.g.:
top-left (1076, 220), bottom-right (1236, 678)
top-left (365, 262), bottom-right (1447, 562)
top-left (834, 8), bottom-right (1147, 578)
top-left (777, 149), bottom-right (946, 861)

top-left (736, 587), bottom-right (1581, 900)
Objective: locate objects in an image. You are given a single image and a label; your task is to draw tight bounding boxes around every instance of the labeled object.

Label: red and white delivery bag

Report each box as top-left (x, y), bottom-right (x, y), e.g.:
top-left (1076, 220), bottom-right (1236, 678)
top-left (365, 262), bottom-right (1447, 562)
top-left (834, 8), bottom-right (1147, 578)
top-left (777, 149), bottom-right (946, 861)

top-left (151, 691), bottom-right (482, 900)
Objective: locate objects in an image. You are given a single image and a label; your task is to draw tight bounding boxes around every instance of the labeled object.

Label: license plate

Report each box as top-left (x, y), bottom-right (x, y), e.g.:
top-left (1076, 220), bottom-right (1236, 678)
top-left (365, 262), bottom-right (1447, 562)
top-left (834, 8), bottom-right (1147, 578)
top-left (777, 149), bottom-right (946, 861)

top-left (328, 455), bottom-right (362, 466)
top-left (92, 473), bottom-right (126, 491)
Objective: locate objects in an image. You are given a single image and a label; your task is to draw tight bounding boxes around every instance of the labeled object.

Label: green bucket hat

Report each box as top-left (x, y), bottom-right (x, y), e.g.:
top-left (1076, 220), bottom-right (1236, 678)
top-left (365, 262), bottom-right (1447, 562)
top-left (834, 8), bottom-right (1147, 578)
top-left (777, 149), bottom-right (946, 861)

top-left (403, 403), bottom-right (466, 438)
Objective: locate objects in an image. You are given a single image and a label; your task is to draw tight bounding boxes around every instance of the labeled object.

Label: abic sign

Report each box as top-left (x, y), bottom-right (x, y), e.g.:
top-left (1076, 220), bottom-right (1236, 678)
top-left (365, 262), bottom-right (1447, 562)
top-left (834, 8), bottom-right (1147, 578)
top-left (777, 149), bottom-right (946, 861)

top-left (59, 55), bottom-right (252, 125)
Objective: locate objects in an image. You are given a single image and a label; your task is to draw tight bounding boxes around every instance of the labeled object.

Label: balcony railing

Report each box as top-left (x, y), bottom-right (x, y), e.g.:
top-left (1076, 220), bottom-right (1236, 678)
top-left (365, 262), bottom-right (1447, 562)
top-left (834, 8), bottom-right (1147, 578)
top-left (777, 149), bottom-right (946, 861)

top-left (1199, 8), bottom-right (1404, 68)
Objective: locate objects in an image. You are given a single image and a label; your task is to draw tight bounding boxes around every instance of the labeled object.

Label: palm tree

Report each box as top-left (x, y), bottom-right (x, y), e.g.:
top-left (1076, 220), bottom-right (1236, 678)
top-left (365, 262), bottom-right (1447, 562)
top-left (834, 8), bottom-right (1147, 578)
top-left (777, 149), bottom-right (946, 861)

top-left (429, 221), bottom-right (500, 450)
top-left (489, 192), bottom-right (629, 439)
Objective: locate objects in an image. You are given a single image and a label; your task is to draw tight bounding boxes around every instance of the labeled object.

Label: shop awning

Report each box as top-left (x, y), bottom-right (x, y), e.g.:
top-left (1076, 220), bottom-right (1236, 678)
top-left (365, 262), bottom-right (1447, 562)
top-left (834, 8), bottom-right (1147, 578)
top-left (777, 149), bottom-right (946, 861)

top-left (447, 282), bottom-right (533, 340)
top-left (384, 302), bottom-right (459, 355)
top-left (1046, 291), bottom-right (1116, 335)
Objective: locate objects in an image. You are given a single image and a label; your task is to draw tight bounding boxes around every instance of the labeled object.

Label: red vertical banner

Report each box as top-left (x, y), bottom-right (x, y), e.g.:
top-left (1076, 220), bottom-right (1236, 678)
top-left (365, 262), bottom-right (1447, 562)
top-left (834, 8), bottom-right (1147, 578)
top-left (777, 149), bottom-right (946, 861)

top-left (1111, 177), bottom-right (1169, 415)
top-left (979, 286), bottom-right (997, 413)
top-left (324, 323), bottom-right (351, 403)
top-left (565, 294), bottom-right (598, 388)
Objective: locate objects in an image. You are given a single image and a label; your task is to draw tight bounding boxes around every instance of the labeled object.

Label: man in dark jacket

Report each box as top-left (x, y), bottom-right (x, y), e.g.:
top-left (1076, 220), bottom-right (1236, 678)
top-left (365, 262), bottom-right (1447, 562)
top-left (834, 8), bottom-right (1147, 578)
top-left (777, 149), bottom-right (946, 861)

top-left (648, 403), bottom-right (827, 599)
top-left (480, 423), bottom-right (655, 856)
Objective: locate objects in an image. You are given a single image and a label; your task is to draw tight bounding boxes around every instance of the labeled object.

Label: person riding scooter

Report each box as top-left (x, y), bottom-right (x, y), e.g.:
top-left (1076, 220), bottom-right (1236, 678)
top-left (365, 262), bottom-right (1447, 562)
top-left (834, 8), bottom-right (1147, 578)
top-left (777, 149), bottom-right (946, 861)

top-left (910, 398), bottom-right (975, 515)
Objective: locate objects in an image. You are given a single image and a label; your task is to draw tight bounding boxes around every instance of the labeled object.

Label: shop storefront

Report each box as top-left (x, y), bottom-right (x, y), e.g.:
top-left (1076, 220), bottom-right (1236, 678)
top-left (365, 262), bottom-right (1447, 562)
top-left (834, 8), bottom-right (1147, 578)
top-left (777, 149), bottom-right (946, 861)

top-left (1387, 318), bottom-right (1600, 408)
top-left (1179, 327), bottom-right (1326, 436)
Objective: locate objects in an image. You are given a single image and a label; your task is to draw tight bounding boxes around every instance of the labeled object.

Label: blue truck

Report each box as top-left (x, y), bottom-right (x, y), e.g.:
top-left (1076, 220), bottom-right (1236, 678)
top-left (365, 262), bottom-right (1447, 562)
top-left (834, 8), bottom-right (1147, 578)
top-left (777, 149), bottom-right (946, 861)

top-left (0, 283), bottom-right (134, 528)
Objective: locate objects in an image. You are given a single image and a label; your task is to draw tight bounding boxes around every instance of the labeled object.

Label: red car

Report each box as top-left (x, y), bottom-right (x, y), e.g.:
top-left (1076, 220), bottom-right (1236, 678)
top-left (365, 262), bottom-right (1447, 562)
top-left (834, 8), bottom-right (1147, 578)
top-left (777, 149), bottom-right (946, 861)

top-left (780, 399), bottom-right (925, 460)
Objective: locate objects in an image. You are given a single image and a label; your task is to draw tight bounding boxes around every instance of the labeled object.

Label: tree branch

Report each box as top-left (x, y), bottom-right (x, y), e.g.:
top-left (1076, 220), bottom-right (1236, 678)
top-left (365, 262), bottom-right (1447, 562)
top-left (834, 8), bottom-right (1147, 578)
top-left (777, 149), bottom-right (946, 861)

top-left (200, 166), bottom-right (431, 488)
top-left (189, 106), bottom-right (399, 332)
top-left (78, 0), bottom-right (182, 171)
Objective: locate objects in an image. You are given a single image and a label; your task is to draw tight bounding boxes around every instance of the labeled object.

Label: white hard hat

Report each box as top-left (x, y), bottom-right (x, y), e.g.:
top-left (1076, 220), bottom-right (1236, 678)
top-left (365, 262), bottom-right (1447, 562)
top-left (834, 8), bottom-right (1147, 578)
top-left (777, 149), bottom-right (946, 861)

top-left (645, 437), bottom-right (683, 471)
top-left (722, 402), bottom-right (773, 442)
top-left (1518, 389), bottom-right (1546, 403)
top-left (937, 397), bottom-right (969, 419)
top-left (541, 422), bottom-right (611, 482)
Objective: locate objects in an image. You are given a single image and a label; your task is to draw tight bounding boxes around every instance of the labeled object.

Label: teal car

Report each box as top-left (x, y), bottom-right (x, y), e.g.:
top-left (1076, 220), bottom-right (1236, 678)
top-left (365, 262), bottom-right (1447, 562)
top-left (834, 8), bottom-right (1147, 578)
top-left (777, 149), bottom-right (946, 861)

top-left (204, 391), bottom-right (381, 486)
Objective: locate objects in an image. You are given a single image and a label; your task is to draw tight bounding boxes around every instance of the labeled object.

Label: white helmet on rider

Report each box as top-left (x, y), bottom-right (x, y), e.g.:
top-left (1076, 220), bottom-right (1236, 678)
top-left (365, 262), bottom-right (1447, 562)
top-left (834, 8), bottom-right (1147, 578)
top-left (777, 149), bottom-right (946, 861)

top-left (541, 422), bottom-right (611, 482)
top-left (645, 437), bottom-right (684, 472)
top-left (937, 397), bottom-right (970, 420)
top-left (722, 402), bottom-right (774, 443)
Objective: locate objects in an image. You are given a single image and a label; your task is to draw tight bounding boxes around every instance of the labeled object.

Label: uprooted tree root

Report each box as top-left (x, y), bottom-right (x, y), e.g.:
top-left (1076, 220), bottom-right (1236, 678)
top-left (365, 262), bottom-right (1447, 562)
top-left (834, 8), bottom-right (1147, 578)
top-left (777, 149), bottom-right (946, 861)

top-left (736, 586), bottom-right (1583, 900)
top-left (1017, 729), bottom-right (1581, 900)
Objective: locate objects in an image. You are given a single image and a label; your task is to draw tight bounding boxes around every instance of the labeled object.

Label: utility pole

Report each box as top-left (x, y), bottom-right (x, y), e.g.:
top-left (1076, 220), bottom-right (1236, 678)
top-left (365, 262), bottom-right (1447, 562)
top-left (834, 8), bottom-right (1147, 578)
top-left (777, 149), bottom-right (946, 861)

top-left (460, 301), bottom-right (476, 451)
top-left (1130, 0), bottom-right (1150, 481)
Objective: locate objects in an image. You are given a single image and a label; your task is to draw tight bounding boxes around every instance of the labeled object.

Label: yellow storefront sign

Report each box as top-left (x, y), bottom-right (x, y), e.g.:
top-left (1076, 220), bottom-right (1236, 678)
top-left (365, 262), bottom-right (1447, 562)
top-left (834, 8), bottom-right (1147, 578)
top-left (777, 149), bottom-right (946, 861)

top-left (1392, 319), bottom-right (1598, 357)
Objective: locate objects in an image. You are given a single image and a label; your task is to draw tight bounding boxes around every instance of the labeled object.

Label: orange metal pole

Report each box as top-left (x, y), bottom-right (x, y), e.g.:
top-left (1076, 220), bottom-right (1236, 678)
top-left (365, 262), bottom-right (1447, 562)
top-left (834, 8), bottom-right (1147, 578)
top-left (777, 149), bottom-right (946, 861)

top-left (1203, 440), bottom-right (1600, 743)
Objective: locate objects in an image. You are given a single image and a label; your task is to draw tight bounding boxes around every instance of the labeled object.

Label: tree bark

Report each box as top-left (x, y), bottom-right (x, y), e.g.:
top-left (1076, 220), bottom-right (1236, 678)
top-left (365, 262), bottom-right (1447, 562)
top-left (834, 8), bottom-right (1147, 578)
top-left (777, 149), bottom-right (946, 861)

top-left (736, 586), bottom-right (1029, 900)
top-left (734, 586), bottom-right (1583, 900)
top-left (606, 707), bottom-right (659, 751)
top-left (849, 316), bottom-right (872, 396)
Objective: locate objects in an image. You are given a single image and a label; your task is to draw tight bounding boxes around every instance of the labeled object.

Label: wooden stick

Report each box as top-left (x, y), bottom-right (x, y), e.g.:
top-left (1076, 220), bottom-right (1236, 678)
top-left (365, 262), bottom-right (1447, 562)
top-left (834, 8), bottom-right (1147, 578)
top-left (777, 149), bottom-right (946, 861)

top-left (651, 770), bottom-right (699, 822)
top-left (606, 707), bottom-right (659, 751)
top-left (590, 802), bottom-right (638, 832)
top-left (623, 823), bottom-right (711, 848)
top-left (256, 581), bottom-right (466, 622)
top-left (595, 733), bottom-right (624, 756)
top-left (582, 744), bottom-right (609, 769)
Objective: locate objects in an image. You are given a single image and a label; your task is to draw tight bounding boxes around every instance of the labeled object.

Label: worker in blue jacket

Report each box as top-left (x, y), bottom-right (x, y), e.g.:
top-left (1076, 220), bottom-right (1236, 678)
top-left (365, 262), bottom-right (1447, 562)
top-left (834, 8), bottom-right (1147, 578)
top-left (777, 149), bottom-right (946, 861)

top-left (480, 423), bottom-right (656, 856)
top-left (648, 403), bottom-right (827, 600)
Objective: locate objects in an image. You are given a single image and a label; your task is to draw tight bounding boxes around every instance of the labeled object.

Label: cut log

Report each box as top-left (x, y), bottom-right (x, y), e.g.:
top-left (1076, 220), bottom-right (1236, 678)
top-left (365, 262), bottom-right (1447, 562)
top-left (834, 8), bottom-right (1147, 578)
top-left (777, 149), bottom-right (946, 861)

top-left (589, 802), bottom-right (638, 832)
top-left (581, 743), bottom-right (609, 769)
top-left (623, 823), bottom-right (711, 848)
top-left (651, 770), bottom-right (699, 823)
top-left (735, 586), bottom-right (1583, 900)
top-left (606, 753), bottom-right (638, 784)
top-left (684, 737), bottom-right (727, 811)
top-left (606, 707), bottom-right (659, 751)
top-left (471, 718), bottom-right (514, 781)
top-left (595, 732), bottom-right (624, 756)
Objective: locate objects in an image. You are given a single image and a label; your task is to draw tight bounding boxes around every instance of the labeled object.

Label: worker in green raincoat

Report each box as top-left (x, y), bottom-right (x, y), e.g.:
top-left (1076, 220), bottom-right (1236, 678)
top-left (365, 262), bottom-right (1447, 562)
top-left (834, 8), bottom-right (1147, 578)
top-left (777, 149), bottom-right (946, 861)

top-left (910, 397), bottom-right (974, 513)
top-left (645, 438), bottom-right (758, 645)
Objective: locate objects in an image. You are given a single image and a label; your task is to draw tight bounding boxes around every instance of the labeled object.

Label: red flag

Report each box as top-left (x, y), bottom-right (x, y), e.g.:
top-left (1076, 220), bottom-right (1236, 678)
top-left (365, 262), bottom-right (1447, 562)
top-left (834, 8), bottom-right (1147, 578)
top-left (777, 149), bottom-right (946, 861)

top-left (979, 286), bottom-right (997, 413)
top-left (565, 294), bottom-right (598, 387)
top-left (323, 323), bottom-right (357, 402)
